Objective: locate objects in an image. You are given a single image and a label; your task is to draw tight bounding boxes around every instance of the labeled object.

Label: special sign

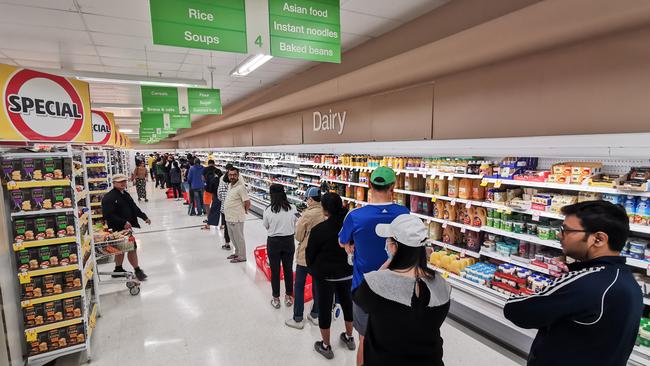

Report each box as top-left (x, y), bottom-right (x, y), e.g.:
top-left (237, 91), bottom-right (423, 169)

top-left (90, 110), bottom-right (116, 145)
top-left (0, 64), bottom-right (92, 142)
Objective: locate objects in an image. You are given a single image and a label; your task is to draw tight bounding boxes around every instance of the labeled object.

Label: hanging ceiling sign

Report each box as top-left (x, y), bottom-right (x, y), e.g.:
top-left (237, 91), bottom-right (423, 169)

top-left (150, 0), bottom-right (248, 53)
top-left (90, 110), bottom-right (116, 145)
top-left (140, 113), bottom-right (177, 136)
top-left (0, 64), bottom-right (93, 142)
top-left (141, 86), bottom-right (222, 115)
top-left (149, 0), bottom-right (340, 63)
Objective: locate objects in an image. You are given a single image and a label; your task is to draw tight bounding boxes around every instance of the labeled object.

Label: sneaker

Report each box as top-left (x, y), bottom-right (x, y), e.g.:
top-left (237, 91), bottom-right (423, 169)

top-left (314, 341), bottom-right (334, 360)
top-left (134, 268), bottom-right (148, 281)
top-left (271, 298), bottom-right (281, 309)
top-left (340, 333), bottom-right (356, 351)
top-left (221, 244), bottom-right (232, 250)
top-left (285, 318), bottom-right (304, 329)
top-left (111, 267), bottom-right (126, 278)
top-left (285, 295), bottom-right (294, 307)
top-left (227, 254), bottom-right (237, 260)
top-left (307, 314), bottom-right (319, 326)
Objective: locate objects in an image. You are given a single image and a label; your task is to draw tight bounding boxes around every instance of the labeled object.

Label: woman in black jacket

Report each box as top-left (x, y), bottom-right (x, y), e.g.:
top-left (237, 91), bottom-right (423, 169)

top-left (306, 193), bottom-right (355, 360)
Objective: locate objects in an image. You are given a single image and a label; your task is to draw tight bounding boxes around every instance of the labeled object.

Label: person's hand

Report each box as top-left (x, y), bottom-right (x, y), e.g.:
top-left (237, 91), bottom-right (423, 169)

top-left (344, 244), bottom-right (354, 254)
top-left (124, 222), bottom-right (133, 230)
top-left (145, 219), bottom-right (152, 225)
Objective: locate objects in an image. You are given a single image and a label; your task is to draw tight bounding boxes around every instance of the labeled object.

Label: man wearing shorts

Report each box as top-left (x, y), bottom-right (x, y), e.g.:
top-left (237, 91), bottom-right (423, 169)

top-left (339, 167), bottom-right (409, 365)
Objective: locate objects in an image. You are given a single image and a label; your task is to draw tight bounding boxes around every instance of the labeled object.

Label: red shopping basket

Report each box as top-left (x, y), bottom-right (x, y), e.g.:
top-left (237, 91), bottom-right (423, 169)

top-left (254, 244), bottom-right (312, 302)
top-left (166, 188), bottom-right (174, 199)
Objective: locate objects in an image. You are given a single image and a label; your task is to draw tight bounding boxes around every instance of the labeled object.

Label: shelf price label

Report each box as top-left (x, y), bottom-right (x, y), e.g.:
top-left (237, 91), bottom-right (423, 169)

top-left (494, 180), bottom-right (503, 188)
top-left (442, 222), bottom-right (448, 229)
top-left (13, 243), bottom-right (24, 251)
top-left (18, 272), bottom-right (31, 284)
top-left (480, 179), bottom-right (488, 187)
top-left (441, 271), bottom-right (449, 279)
top-left (25, 329), bottom-right (37, 342)
top-left (461, 226), bottom-right (467, 233)
top-left (21, 299), bottom-right (32, 307)
top-left (431, 197), bottom-right (437, 203)
top-left (532, 214), bottom-right (541, 222)
top-left (450, 199), bottom-right (457, 206)
top-left (465, 202), bottom-right (472, 209)
top-left (447, 175), bottom-right (454, 181)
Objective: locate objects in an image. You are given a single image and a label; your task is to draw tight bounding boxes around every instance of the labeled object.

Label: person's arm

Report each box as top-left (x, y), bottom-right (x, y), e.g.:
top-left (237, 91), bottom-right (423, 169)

top-left (294, 215), bottom-right (308, 243)
top-left (262, 209), bottom-right (270, 230)
top-left (244, 200), bottom-right (251, 214)
top-left (241, 186), bottom-right (250, 214)
top-left (503, 271), bottom-right (594, 329)
top-left (338, 212), bottom-right (355, 254)
top-left (305, 226), bottom-right (322, 267)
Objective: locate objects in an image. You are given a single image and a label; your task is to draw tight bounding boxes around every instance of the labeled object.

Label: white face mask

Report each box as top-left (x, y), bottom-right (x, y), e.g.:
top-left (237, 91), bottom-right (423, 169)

top-left (385, 238), bottom-right (395, 259)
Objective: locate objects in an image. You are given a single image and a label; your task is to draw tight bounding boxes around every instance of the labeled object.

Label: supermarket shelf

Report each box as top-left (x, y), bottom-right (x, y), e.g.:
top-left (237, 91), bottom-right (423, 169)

top-left (287, 195), bottom-right (303, 204)
top-left (410, 212), bottom-right (482, 232)
top-left (73, 160), bottom-right (83, 165)
top-left (3, 152), bottom-right (71, 158)
top-left (296, 180), bottom-right (320, 187)
top-left (13, 236), bottom-right (76, 251)
top-left (18, 264), bottom-right (80, 279)
top-left (482, 178), bottom-right (650, 197)
top-left (429, 240), bottom-right (481, 258)
top-left (79, 212), bottom-right (89, 226)
top-left (83, 260), bottom-right (94, 287)
top-left (88, 304), bottom-right (98, 338)
top-left (479, 250), bottom-right (553, 275)
top-left (427, 264), bottom-right (509, 306)
top-left (236, 159), bottom-right (277, 166)
top-left (270, 180), bottom-right (298, 189)
top-left (90, 202), bottom-right (102, 207)
top-left (631, 224), bottom-right (650, 235)
top-left (75, 190), bottom-right (88, 202)
top-left (245, 182), bottom-right (269, 192)
top-left (394, 188), bottom-right (435, 198)
top-left (278, 160), bottom-right (314, 165)
top-left (625, 257), bottom-right (650, 269)
top-left (7, 179), bottom-right (71, 190)
top-left (644, 297), bottom-right (650, 306)
top-left (313, 163), bottom-right (375, 171)
top-left (296, 170), bottom-right (321, 176)
top-left (86, 163), bottom-right (106, 168)
top-left (240, 173), bottom-right (259, 180)
top-left (245, 155), bottom-right (278, 159)
top-left (21, 290), bottom-right (82, 308)
top-left (88, 190), bottom-right (108, 194)
top-left (91, 214), bottom-right (103, 219)
top-left (25, 317), bottom-right (83, 337)
top-left (27, 343), bottom-right (86, 364)
top-left (321, 177), bottom-right (368, 188)
top-left (481, 226), bottom-right (563, 250)
top-left (11, 207), bottom-right (75, 218)
top-left (250, 195), bottom-right (270, 207)
top-left (634, 346), bottom-right (650, 358)
top-left (341, 196), bottom-right (367, 206)
top-left (87, 178), bottom-right (108, 183)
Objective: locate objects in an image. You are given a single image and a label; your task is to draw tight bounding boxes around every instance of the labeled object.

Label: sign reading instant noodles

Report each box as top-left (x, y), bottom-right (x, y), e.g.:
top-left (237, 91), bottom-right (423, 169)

top-left (0, 64), bottom-right (92, 142)
top-left (90, 110), bottom-right (116, 145)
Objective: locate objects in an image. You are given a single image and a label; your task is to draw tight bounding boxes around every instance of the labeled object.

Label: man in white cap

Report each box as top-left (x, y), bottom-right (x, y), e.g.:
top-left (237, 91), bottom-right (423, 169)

top-left (102, 174), bottom-right (151, 281)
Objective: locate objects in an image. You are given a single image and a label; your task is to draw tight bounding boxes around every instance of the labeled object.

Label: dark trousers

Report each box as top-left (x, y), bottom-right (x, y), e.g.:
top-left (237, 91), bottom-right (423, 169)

top-left (316, 278), bottom-right (353, 330)
top-left (222, 213), bottom-right (230, 243)
top-left (156, 174), bottom-right (166, 188)
top-left (294, 265), bottom-right (318, 322)
top-left (149, 167), bottom-right (155, 180)
top-left (170, 183), bottom-right (182, 198)
top-left (188, 189), bottom-right (204, 215)
top-left (267, 235), bottom-right (295, 298)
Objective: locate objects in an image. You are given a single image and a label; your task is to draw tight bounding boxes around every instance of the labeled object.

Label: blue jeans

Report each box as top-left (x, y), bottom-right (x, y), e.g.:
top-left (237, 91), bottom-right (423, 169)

top-left (188, 188), bottom-right (204, 215)
top-left (293, 265), bottom-right (318, 322)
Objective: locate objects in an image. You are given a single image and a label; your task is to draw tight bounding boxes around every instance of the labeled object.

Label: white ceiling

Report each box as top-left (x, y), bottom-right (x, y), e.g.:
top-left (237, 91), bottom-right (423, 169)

top-left (0, 0), bottom-right (449, 139)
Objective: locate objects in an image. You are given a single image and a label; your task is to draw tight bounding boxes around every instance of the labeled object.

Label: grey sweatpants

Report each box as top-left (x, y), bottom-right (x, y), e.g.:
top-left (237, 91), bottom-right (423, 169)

top-left (227, 221), bottom-right (246, 259)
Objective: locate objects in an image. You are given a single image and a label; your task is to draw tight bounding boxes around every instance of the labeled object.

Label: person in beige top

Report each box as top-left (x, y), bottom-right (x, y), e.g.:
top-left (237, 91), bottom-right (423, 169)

top-left (131, 160), bottom-right (148, 202)
top-left (285, 187), bottom-right (326, 330)
top-left (224, 167), bottom-right (250, 263)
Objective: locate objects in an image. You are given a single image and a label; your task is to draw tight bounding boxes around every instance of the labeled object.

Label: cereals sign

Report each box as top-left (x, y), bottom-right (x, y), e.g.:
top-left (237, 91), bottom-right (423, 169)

top-left (90, 110), bottom-right (116, 145)
top-left (0, 64), bottom-right (92, 142)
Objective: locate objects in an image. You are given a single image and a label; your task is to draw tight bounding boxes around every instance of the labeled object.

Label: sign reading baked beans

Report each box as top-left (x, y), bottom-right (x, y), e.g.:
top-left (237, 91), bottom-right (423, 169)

top-left (1, 64), bottom-right (92, 142)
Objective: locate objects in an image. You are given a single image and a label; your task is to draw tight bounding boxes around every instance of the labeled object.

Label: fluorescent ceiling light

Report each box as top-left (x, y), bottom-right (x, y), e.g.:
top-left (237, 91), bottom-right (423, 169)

top-left (119, 129), bottom-right (133, 133)
top-left (36, 68), bottom-right (207, 88)
top-left (230, 54), bottom-right (273, 77)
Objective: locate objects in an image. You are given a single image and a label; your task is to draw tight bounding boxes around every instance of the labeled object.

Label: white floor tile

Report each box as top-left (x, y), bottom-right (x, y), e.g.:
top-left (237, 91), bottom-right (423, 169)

top-left (55, 184), bottom-right (524, 366)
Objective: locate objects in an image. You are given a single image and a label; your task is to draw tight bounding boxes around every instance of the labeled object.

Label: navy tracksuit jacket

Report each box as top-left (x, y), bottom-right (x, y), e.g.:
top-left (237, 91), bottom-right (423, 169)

top-left (504, 256), bottom-right (643, 366)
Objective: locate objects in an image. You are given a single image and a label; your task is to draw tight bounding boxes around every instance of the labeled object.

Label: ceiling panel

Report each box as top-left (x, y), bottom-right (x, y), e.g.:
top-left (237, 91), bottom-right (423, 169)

top-left (340, 10), bottom-right (403, 38)
top-left (146, 61), bottom-right (181, 71)
top-left (2, 49), bottom-right (60, 62)
top-left (0, 23), bottom-right (91, 43)
top-left (60, 54), bottom-right (102, 65)
top-left (96, 46), bottom-right (146, 59)
top-left (100, 57), bottom-right (146, 69)
top-left (62, 63), bottom-right (105, 73)
top-left (342, 0), bottom-right (448, 21)
top-left (0, 0), bottom-right (75, 11)
top-left (0, 58), bottom-right (16, 65)
top-left (14, 59), bottom-right (61, 69)
top-left (83, 14), bottom-right (152, 37)
top-left (59, 44), bottom-right (99, 56)
top-left (147, 51), bottom-right (188, 63)
top-left (0, 4), bottom-right (85, 29)
top-left (76, 0), bottom-right (150, 21)
top-left (91, 33), bottom-right (151, 49)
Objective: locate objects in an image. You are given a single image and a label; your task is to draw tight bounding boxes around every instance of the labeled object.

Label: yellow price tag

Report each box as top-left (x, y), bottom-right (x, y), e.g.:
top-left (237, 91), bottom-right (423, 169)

top-left (480, 179), bottom-right (488, 187)
top-left (431, 197), bottom-right (437, 202)
top-left (6, 181), bottom-right (18, 190)
top-left (496, 209), bottom-right (504, 213)
top-left (505, 208), bottom-right (512, 215)
top-left (441, 271), bottom-right (449, 279)
top-left (21, 300), bottom-right (32, 307)
top-left (494, 180), bottom-right (502, 188)
top-left (25, 329), bottom-right (37, 342)
top-left (13, 243), bottom-right (25, 251)
top-left (18, 272), bottom-right (31, 284)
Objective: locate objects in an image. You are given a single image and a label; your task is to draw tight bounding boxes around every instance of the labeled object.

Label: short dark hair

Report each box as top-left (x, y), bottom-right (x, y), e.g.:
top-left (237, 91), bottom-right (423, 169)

top-left (228, 167), bottom-right (239, 173)
top-left (371, 182), bottom-right (392, 192)
top-left (310, 194), bottom-right (322, 203)
top-left (208, 159), bottom-right (215, 165)
top-left (561, 200), bottom-right (630, 252)
top-left (193, 158), bottom-right (201, 166)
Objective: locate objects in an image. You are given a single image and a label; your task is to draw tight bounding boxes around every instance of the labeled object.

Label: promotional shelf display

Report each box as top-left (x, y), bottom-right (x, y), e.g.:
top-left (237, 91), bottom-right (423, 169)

top-left (1, 146), bottom-right (100, 364)
top-left (189, 150), bottom-right (650, 363)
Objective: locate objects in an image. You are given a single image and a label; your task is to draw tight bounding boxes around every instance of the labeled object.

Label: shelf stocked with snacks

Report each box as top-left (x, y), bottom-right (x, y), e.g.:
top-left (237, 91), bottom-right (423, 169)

top-left (1, 147), bottom-right (99, 363)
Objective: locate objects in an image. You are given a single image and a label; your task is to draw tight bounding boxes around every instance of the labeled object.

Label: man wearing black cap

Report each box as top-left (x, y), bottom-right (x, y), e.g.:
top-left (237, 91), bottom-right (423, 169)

top-left (102, 174), bottom-right (151, 281)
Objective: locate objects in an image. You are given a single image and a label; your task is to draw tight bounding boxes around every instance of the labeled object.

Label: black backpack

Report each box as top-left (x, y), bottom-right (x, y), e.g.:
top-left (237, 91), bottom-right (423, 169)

top-left (205, 170), bottom-right (220, 193)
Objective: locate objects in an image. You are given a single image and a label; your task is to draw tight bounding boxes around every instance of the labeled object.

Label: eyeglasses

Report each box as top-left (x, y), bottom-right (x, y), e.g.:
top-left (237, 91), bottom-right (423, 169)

top-left (559, 225), bottom-right (591, 236)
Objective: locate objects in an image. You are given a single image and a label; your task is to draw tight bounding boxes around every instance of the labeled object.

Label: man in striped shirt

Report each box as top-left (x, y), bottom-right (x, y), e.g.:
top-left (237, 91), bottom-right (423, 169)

top-left (504, 201), bottom-right (643, 366)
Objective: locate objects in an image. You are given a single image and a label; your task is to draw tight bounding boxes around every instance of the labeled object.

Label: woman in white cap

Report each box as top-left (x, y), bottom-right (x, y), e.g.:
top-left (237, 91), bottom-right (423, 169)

top-left (352, 214), bottom-right (451, 366)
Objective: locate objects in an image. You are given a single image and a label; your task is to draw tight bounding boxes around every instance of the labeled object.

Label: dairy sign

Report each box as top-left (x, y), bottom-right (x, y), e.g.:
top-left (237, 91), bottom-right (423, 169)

top-left (0, 64), bottom-right (92, 142)
top-left (90, 110), bottom-right (116, 145)
top-left (313, 109), bottom-right (346, 135)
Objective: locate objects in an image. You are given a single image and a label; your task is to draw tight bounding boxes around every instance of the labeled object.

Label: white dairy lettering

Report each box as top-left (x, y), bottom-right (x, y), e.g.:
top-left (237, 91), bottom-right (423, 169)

top-left (313, 111), bottom-right (322, 132)
top-left (312, 109), bottom-right (346, 135)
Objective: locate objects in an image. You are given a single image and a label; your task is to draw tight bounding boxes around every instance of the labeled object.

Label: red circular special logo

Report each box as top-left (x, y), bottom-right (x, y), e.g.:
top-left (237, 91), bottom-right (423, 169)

top-left (91, 111), bottom-right (112, 144)
top-left (4, 69), bottom-right (85, 141)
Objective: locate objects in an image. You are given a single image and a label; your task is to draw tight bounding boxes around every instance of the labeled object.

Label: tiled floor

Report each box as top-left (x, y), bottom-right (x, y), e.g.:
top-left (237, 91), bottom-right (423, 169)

top-left (58, 184), bottom-right (525, 366)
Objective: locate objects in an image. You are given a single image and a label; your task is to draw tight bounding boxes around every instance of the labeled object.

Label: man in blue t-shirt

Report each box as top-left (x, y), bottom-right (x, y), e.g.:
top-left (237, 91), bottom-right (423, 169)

top-left (339, 166), bottom-right (409, 365)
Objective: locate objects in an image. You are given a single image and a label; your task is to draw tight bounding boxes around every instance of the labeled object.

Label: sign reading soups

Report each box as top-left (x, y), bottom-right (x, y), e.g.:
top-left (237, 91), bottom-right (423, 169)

top-left (0, 64), bottom-right (92, 142)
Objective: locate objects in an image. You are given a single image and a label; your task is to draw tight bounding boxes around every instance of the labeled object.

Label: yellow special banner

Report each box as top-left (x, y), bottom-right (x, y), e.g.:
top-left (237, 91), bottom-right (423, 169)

top-left (0, 64), bottom-right (93, 143)
top-left (90, 110), bottom-right (116, 145)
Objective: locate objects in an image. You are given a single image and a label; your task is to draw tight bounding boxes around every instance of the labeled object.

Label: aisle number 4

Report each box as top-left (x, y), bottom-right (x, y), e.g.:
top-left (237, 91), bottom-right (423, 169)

top-left (255, 35), bottom-right (263, 48)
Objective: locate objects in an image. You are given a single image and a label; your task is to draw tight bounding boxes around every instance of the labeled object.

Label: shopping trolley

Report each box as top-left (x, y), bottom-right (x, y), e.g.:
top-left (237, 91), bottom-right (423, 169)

top-left (94, 231), bottom-right (141, 295)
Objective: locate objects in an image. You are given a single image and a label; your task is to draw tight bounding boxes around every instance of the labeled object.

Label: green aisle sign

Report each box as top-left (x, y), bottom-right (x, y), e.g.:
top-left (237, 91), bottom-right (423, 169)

top-left (268, 0), bottom-right (340, 63)
top-left (141, 86), bottom-right (222, 115)
top-left (150, 0), bottom-right (248, 53)
top-left (140, 113), bottom-right (180, 136)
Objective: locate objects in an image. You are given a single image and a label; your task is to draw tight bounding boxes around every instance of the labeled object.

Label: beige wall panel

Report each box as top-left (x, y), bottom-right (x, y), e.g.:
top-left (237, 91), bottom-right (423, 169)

top-left (208, 130), bottom-right (234, 148)
top-left (302, 98), bottom-right (373, 144)
top-left (232, 125), bottom-right (253, 147)
top-left (371, 85), bottom-right (433, 141)
top-left (434, 26), bottom-right (650, 139)
top-left (252, 114), bottom-right (303, 146)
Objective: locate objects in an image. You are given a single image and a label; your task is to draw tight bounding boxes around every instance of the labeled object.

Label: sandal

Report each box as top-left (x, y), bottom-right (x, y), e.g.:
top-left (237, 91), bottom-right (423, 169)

top-left (271, 298), bottom-right (281, 309)
top-left (285, 295), bottom-right (294, 307)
